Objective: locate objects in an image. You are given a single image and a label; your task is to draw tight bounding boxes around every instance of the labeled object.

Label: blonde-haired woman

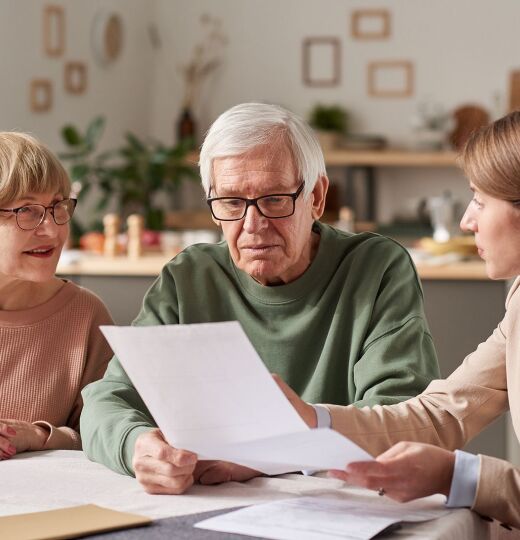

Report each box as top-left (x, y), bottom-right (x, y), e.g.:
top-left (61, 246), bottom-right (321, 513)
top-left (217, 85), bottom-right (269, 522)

top-left (0, 132), bottom-right (113, 458)
top-left (277, 111), bottom-right (520, 529)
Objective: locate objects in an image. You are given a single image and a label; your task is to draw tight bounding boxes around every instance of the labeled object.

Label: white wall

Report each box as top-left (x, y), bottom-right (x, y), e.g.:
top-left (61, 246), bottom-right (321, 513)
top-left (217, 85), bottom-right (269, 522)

top-left (0, 0), bottom-right (155, 152)
top-left (3, 1), bottom-right (520, 222)
top-left (151, 0), bottom-right (520, 222)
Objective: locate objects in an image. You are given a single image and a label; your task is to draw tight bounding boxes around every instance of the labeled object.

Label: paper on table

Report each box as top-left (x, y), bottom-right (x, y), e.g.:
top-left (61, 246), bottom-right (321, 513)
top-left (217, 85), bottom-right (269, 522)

top-left (0, 504), bottom-right (151, 540)
top-left (101, 321), bottom-right (372, 474)
top-left (195, 496), bottom-right (450, 540)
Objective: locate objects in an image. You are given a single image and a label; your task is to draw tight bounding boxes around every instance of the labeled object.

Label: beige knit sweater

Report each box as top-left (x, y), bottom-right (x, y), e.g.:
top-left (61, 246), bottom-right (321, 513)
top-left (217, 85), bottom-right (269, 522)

top-left (0, 281), bottom-right (113, 450)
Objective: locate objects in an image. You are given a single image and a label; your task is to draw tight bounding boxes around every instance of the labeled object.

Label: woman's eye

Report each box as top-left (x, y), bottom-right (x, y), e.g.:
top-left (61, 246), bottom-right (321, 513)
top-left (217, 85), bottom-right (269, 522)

top-left (472, 197), bottom-right (483, 209)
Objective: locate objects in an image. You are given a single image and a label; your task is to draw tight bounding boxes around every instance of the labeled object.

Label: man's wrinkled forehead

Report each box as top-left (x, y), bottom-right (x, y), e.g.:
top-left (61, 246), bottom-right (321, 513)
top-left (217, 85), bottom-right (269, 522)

top-left (211, 144), bottom-right (297, 194)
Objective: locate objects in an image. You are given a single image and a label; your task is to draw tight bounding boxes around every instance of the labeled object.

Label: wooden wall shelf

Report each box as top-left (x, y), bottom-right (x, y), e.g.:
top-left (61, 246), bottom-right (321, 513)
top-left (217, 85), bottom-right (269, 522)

top-left (323, 149), bottom-right (458, 167)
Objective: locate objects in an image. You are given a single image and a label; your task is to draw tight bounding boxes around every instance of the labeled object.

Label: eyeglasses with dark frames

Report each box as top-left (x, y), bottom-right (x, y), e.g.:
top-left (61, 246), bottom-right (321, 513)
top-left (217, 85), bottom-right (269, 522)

top-left (207, 182), bottom-right (305, 221)
top-left (0, 198), bottom-right (77, 231)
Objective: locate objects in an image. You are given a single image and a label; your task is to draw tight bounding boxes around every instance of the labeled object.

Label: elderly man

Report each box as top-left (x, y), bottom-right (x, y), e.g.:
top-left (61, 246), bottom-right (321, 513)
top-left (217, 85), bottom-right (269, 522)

top-left (81, 102), bottom-right (439, 495)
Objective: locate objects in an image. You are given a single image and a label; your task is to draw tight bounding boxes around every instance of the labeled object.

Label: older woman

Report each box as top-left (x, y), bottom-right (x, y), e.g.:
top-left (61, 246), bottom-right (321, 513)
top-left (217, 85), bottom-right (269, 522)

top-left (277, 111), bottom-right (520, 530)
top-left (0, 132), bottom-right (113, 458)
top-left (81, 102), bottom-right (439, 494)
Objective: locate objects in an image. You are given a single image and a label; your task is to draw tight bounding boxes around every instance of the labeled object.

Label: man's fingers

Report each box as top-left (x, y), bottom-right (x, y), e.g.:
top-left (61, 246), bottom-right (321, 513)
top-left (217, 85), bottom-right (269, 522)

top-left (198, 463), bottom-right (232, 485)
top-left (138, 472), bottom-right (194, 495)
top-left (134, 456), bottom-right (196, 478)
top-left (153, 445), bottom-right (197, 468)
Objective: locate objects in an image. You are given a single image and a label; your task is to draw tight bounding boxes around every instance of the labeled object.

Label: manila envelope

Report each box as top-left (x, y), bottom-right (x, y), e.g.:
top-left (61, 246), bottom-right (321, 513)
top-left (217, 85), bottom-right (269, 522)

top-left (0, 504), bottom-right (152, 540)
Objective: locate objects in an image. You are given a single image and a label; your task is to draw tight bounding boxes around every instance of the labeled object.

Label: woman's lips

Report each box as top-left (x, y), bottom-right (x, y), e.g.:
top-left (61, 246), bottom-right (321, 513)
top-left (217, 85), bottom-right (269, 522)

top-left (23, 247), bottom-right (55, 258)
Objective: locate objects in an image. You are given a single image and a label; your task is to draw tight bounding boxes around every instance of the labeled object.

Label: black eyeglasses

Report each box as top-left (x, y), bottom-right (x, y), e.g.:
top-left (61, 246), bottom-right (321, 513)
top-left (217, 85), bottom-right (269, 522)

top-left (0, 198), bottom-right (77, 231)
top-left (207, 183), bottom-right (305, 221)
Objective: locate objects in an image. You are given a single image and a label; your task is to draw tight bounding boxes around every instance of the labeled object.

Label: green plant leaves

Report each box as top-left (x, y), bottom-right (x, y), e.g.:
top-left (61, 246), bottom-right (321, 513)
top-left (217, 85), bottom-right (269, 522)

top-left (59, 117), bottom-right (198, 235)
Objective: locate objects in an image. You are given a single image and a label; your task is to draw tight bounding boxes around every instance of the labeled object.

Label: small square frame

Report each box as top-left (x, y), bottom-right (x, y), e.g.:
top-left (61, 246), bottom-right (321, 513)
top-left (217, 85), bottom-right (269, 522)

top-left (351, 9), bottom-right (391, 40)
top-left (64, 61), bottom-right (88, 94)
top-left (30, 79), bottom-right (53, 112)
top-left (368, 60), bottom-right (413, 98)
top-left (302, 37), bottom-right (341, 87)
top-left (43, 5), bottom-right (65, 57)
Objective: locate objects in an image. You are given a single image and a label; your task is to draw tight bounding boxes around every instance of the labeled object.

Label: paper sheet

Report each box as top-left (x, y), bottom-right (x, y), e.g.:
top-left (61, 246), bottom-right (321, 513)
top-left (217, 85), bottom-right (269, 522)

top-left (0, 504), bottom-right (151, 540)
top-left (101, 322), bottom-right (372, 474)
top-left (195, 496), bottom-right (450, 540)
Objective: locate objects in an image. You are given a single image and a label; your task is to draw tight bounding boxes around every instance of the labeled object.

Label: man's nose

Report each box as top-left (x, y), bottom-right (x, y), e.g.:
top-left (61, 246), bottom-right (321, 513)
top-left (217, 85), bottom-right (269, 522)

top-left (242, 204), bottom-right (268, 232)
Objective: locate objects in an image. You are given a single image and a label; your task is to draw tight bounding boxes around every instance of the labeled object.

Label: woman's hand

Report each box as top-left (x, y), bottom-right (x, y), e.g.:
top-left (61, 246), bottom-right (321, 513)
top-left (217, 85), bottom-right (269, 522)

top-left (0, 420), bottom-right (48, 459)
top-left (329, 441), bottom-right (456, 502)
top-left (272, 374), bottom-right (317, 428)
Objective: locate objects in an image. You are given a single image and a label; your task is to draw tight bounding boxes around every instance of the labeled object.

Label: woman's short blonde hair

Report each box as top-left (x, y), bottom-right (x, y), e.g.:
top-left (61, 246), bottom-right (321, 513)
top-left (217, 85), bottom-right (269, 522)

top-left (461, 111), bottom-right (520, 203)
top-left (0, 132), bottom-right (70, 207)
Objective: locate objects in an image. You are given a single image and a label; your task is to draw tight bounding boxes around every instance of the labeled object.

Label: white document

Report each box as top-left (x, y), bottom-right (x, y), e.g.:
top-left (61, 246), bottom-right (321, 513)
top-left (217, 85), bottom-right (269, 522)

top-left (101, 321), bottom-right (372, 474)
top-left (195, 496), bottom-right (450, 540)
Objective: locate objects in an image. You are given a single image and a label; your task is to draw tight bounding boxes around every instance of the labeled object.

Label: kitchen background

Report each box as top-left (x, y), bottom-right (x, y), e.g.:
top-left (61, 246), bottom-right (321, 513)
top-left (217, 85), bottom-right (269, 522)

top-left (2, 0), bottom-right (519, 462)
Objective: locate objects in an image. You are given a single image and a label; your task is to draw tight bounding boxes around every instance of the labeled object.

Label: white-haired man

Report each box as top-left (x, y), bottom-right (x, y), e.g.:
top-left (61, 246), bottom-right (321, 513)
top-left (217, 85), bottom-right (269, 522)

top-left (82, 103), bottom-right (439, 494)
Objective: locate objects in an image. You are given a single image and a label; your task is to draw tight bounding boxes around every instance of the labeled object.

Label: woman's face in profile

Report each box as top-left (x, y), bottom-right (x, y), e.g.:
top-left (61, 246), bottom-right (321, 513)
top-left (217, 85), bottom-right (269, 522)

top-left (0, 191), bottom-right (69, 284)
top-left (460, 183), bottom-right (520, 280)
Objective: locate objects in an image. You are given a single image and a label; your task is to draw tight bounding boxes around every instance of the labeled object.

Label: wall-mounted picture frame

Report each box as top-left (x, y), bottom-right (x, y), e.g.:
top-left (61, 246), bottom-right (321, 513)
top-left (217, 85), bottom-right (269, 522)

top-left (30, 79), bottom-right (53, 112)
top-left (64, 61), bottom-right (88, 94)
top-left (351, 9), bottom-right (391, 40)
top-left (43, 5), bottom-right (65, 57)
top-left (91, 11), bottom-right (124, 66)
top-left (302, 37), bottom-right (341, 87)
top-left (368, 60), bottom-right (414, 98)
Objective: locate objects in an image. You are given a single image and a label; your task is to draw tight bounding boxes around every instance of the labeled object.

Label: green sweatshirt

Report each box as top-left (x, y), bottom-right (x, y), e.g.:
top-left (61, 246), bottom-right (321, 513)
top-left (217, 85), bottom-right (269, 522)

top-left (81, 222), bottom-right (439, 475)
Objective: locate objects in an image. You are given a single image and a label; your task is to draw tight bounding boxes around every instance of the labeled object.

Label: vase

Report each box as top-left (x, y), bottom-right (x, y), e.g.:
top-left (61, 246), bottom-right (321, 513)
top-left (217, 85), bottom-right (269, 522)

top-left (176, 107), bottom-right (197, 149)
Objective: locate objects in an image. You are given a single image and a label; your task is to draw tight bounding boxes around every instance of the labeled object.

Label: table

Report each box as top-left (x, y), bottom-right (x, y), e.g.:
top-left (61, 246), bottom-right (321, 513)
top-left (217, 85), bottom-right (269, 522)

top-left (1, 450), bottom-right (492, 539)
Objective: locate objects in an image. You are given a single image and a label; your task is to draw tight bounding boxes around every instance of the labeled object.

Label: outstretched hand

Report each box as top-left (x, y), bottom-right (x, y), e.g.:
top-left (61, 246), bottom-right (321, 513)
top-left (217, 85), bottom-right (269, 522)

top-left (329, 441), bottom-right (456, 502)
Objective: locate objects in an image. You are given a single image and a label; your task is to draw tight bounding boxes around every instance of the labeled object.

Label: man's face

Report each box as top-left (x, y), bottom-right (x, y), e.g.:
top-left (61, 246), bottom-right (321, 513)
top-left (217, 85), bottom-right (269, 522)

top-left (211, 144), bottom-right (328, 285)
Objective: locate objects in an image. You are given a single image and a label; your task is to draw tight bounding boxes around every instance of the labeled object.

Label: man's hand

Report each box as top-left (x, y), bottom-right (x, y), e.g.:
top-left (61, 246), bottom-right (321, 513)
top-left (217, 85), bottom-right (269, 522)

top-left (329, 441), bottom-right (456, 502)
top-left (133, 429), bottom-right (198, 494)
top-left (0, 420), bottom-right (48, 459)
top-left (194, 460), bottom-right (262, 485)
top-left (272, 374), bottom-right (317, 428)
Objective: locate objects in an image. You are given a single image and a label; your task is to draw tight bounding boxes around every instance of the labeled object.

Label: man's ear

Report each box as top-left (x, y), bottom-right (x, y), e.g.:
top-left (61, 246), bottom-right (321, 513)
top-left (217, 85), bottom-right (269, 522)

top-left (311, 175), bottom-right (329, 220)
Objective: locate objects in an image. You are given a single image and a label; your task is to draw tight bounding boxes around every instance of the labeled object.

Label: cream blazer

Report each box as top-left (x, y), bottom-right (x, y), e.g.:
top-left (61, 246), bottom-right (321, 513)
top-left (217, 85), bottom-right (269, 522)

top-left (327, 278), bottom-right (520, 529)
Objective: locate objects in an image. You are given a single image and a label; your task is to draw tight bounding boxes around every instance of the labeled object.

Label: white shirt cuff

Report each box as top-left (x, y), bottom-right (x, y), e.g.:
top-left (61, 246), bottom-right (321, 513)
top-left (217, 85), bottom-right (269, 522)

top-left (313, 405), bottom-right (332, 429)
top-left (446, 450), bottom-right (479, 508)
top-left (301, 406), bottom-right (332, 476)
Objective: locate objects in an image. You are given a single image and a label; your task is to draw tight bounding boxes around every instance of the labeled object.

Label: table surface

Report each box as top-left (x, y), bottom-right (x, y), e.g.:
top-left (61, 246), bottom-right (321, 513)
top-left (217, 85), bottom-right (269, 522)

top-left (1, 451), bottom-right (489, 539)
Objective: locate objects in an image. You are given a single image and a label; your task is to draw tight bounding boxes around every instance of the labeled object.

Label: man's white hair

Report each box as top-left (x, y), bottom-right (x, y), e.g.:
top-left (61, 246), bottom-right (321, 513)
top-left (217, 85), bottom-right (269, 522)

top-left (199, 102), bottom-right (326, 198)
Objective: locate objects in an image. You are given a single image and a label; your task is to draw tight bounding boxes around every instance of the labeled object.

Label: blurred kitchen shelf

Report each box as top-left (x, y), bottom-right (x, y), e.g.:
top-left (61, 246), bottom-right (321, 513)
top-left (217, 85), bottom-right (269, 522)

top-left (187, 149), bottom-right (458, 168)
top-left (323, 149), bottom-right (458, 167)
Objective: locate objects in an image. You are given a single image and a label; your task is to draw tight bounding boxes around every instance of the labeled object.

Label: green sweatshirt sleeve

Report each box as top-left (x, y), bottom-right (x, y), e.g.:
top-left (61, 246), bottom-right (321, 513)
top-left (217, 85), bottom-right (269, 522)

top-left (80, 267), bottom-right (179, 476)
top-left (351, 241), bottom-right (440, 407)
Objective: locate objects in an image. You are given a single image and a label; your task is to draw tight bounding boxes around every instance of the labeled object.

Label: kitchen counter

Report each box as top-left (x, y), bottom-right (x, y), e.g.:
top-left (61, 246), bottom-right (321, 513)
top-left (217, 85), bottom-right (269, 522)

top-left (57, 251), bottom-right (490, 281)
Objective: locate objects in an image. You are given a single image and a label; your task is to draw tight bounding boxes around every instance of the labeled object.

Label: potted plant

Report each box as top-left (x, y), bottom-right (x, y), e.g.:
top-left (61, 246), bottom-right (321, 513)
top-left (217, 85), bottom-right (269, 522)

top-left (60, 117), bottom-right (199, 240)
top-left (309, 104), bottom-right (348, 150)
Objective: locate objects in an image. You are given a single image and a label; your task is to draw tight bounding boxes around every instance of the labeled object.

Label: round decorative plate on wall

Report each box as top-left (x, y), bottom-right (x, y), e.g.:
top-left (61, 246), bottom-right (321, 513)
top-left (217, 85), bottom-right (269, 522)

top-left (91, 11), bottom-right (124, 66)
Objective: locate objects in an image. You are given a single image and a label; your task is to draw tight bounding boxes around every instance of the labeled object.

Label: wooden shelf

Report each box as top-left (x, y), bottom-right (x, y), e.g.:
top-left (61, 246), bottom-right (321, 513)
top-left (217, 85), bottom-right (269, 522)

top-left (188, 149), bottom-right (459, 168)
top-left (323, 149), bottom-right (459, 167)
